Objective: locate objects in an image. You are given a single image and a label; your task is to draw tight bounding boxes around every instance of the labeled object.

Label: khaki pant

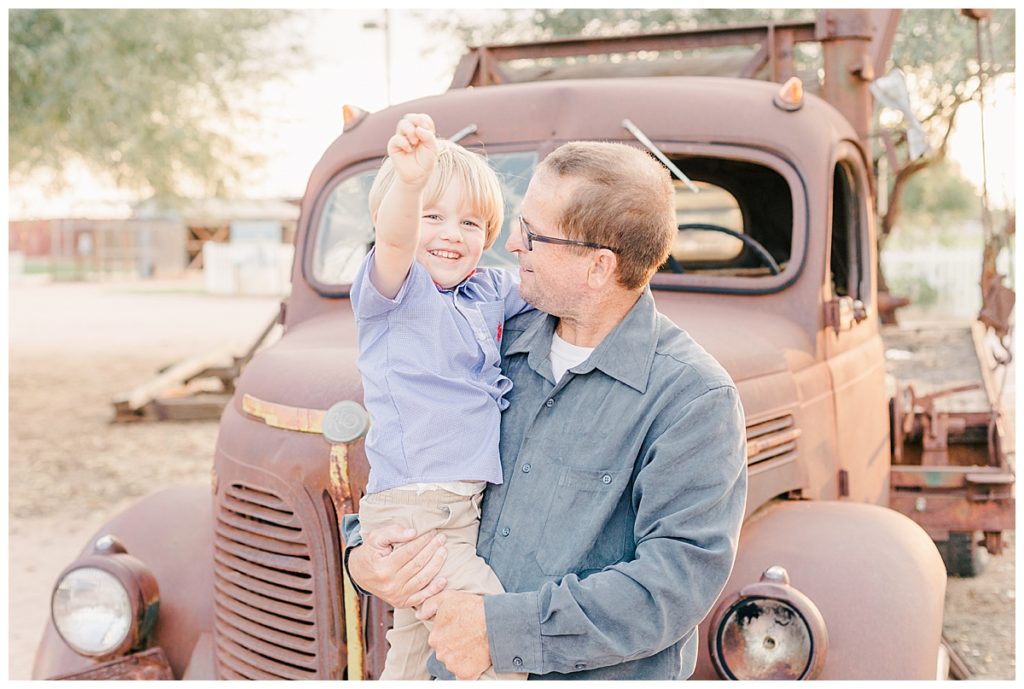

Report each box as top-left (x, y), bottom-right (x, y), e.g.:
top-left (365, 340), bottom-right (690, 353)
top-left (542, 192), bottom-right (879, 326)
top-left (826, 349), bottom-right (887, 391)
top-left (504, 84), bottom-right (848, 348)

top-left (359, 488), bottom-right (526, 681)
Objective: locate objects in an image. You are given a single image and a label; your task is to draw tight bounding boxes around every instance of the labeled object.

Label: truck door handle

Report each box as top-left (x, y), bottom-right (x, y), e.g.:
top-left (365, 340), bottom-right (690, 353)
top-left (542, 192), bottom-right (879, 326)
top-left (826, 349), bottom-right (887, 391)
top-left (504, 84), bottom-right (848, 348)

top-left (826, 296), bottom-right (867, 332)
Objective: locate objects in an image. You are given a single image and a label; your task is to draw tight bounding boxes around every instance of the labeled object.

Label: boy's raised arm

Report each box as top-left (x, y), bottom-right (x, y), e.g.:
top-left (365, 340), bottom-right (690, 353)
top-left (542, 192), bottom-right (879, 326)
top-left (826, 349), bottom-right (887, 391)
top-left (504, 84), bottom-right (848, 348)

top-left (371, 113), bottom-right (439, 299)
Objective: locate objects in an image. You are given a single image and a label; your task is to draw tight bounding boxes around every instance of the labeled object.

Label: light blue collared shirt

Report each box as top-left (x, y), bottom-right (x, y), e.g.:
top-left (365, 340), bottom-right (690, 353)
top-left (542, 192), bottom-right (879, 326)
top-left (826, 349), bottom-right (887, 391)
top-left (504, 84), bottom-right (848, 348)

top-left (350, 249), bottom-right (531, 493)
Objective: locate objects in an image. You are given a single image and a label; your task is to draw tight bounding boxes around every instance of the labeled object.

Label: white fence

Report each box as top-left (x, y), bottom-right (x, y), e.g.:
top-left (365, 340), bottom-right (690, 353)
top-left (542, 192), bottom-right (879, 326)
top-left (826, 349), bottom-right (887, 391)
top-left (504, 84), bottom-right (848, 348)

top-left (203, 242), bottom-right (294, 296)
top-left (881, 246), bottom-right (985, 320)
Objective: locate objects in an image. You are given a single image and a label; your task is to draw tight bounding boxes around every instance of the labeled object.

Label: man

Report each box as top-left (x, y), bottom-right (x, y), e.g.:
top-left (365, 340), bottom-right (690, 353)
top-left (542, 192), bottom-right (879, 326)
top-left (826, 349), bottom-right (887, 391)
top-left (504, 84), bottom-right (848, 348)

top-left (344, 140), bottom-right (747, 680)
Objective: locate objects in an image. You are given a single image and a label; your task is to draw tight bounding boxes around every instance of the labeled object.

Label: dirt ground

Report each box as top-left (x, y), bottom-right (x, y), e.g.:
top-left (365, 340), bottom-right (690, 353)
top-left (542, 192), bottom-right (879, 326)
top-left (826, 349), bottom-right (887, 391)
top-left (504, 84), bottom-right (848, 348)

top-left (6, 277), bottom-right (1016, 680)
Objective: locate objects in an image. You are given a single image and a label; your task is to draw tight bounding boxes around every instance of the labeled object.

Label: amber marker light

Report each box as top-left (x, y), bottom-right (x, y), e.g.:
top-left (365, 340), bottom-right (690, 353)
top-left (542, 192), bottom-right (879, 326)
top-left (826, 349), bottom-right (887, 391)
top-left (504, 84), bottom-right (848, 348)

top-left (342, 104), bottom-right (369, 132)
top-left (773, 77), bottom-right (804, 112)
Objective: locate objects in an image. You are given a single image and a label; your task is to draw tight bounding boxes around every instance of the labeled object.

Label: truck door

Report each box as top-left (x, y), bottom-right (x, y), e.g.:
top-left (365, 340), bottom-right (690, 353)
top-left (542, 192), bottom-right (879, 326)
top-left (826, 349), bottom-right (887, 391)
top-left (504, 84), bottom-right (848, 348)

top-left (824, 143), bottom-right (890, 505)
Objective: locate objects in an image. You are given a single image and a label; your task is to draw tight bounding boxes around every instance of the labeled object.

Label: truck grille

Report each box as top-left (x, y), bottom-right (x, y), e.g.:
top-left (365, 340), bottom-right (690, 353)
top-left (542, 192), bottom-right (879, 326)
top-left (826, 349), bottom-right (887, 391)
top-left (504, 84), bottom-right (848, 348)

top-left (213, 483), bottom-right (320, 680)
top-left (746, 413), bottom-right (801, 465)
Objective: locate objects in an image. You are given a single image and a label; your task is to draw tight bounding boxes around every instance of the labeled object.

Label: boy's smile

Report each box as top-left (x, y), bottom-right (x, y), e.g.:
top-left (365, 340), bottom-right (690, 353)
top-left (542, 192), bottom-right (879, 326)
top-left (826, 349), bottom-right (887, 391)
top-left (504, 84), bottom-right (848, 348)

top-left (417, 180), bottom-right (486, 288)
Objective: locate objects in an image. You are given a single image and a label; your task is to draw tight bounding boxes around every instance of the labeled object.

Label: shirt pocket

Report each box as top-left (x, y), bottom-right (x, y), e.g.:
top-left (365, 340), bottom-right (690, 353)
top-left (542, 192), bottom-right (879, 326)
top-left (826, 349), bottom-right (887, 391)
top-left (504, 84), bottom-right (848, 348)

top-left (475, 300), bottom-right (506, 345)
top-left (534, 465), bottom-right (631, 576)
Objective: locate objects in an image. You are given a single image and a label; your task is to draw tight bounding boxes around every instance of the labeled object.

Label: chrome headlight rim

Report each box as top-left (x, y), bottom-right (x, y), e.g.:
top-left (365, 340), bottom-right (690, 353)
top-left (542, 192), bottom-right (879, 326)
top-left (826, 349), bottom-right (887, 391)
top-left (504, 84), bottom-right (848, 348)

top-left (50, 535), bottom-right (160, 660)
top-left (709, 565), bottom-right (828, 681)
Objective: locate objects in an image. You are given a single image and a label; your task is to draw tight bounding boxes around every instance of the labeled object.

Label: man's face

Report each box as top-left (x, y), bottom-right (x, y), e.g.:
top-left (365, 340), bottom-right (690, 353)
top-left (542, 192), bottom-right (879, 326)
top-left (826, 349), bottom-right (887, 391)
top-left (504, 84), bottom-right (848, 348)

top-left (505, 169), bottom-right (588, 315)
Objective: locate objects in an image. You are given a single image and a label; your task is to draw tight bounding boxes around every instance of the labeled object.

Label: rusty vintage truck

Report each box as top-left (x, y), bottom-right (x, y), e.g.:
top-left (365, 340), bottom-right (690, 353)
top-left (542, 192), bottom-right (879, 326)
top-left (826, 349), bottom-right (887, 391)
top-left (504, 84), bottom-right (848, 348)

top-left (34, 10), bottom-right (1013, 681)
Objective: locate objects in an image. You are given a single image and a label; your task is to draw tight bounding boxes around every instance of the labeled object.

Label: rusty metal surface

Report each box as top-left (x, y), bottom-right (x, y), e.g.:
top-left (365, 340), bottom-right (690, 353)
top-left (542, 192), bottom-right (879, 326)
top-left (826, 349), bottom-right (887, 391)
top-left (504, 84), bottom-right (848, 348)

top-left (242, 393), bottom-right (326, 433)
top-left (692, 500), bottom-right (946, 680)
top-left (32, 486), bottom-right (215, 681)
top-left (889, 493), bottom-right (1015, 539)
top-left (450, 22), bottom-right (819, 88)
top-left (50, 647), bottom-right (174, 680)
top-left (212, 481), bottom-right (321, 680)
top-left (891, 465), bottom-right (1014, 490)
top-left (817, 9), bottom-right (874, 144)
top-left (328, 441), bottom-right (366, 680)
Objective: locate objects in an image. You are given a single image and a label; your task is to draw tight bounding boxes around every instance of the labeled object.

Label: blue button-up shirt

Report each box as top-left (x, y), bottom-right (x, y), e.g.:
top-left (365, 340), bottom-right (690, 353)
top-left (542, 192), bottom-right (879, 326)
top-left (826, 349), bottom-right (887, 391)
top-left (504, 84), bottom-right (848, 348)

top-left (345, 289), bottom-right (747, 679)
top-left (351, 249), bottom-right (530, 493)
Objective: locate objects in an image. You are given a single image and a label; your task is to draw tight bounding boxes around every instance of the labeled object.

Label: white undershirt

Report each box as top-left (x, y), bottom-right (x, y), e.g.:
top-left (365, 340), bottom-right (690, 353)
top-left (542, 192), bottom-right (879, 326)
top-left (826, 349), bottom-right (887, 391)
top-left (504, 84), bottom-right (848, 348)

top-left (550, 331), bottom-right (595, 383)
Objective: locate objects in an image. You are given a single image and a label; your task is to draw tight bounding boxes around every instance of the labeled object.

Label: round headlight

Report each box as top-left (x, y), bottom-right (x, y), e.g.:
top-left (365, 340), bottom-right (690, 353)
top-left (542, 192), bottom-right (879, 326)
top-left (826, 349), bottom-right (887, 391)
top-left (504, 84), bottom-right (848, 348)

top-left (709, 565), bottom-right (828, 680)
top-left (52, 566), bottom-right (133, 656)
top-left (716, 596), bottom-right (813, 679)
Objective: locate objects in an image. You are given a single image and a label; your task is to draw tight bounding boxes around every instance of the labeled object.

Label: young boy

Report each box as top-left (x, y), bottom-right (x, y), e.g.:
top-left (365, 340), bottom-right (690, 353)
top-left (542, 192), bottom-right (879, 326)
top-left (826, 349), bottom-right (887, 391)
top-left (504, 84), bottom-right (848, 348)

top-left (349, 113), bottom-right (529, 680)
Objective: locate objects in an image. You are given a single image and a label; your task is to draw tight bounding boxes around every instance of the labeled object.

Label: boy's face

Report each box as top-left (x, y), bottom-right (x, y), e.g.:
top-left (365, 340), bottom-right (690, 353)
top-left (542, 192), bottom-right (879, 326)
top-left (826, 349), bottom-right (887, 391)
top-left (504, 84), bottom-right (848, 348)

top-left (417, 179), bottom-right (487, 288)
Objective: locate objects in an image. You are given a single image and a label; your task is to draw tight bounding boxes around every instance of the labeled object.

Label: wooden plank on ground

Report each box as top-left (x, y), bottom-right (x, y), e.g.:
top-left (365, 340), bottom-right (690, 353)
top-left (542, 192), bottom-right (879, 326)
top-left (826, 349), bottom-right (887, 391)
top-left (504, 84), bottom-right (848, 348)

top-left (150, 393), bottom-right (233, 421)
top-left (112, 346), bottom-right (235, 412)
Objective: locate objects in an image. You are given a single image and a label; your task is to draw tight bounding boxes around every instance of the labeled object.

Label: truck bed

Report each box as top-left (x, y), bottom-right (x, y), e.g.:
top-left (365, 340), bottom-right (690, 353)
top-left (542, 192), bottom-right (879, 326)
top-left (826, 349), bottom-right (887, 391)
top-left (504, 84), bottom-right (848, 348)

top-left (882, 323), bottom-right (994, 415)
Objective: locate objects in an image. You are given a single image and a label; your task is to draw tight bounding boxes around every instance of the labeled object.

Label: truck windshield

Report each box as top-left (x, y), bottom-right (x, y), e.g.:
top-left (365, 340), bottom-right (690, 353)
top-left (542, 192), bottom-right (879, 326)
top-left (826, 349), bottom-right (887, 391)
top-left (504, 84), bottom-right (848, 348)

top-left (311, 152), bottom-right (536, 286)
top-left (662, 155), bottom-right (794, 277)
top-left (310, 149), bottom-right (793, 289)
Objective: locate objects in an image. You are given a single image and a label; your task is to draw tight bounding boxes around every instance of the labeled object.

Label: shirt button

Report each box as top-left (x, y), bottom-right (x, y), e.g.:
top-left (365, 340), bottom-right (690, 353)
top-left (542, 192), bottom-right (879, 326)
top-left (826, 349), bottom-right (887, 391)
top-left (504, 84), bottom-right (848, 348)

top-left (575, 663), bottom-right (586, 670)
top-left (513, 657), bottom-right (523, 667)
top-left (545, 398), bottom-right (554, 408)
top-left (522, 463), bottom-right (531, 473)
top-left (602, 474), bottom-right (612, 484)
top-left (501, 527), bottom-right (510, 536)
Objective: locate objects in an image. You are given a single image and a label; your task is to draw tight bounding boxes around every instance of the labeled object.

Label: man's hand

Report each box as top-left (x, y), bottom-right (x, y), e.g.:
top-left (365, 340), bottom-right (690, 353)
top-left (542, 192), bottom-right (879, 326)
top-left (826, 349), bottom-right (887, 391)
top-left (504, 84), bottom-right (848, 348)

top-left (387, 112), bottom-right (439, 189)
top-left (347, 526), bottom-right (448, 609)
top-left (420, 591), bottom-right (492, 680)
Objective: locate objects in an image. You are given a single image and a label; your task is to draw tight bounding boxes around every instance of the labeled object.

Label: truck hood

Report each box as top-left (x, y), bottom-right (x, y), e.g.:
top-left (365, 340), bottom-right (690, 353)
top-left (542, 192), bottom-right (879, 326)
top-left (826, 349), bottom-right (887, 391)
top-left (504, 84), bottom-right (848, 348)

top-left (656, 296), bottom-right (815, 384)
top-left (238, 299), bottom-right (812, 417)
top-left (235, 310), bottom-right (365, 413)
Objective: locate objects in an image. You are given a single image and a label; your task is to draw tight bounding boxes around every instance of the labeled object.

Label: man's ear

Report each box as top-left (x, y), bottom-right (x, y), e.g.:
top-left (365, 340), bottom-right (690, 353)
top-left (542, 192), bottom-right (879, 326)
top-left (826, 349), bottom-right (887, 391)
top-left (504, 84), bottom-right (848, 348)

top-left (586, 250), bottom-right (618, 289)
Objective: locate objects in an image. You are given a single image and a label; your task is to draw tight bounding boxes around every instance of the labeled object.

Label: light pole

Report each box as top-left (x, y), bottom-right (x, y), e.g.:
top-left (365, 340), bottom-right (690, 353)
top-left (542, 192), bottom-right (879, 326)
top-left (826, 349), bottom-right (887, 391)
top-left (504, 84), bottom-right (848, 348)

top-left (362, 9), bottom-right (392, 105)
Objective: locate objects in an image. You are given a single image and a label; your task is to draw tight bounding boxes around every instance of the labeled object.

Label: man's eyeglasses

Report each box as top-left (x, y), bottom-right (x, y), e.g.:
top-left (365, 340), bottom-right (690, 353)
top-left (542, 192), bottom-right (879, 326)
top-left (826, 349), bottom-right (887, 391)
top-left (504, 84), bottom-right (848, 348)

top-left (517, 215), bottom-right (620, 253)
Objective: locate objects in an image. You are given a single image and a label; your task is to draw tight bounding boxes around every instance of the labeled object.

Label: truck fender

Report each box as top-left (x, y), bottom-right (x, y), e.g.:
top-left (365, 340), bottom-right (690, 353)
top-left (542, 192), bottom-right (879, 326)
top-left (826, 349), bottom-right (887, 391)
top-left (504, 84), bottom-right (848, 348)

top-left (691, 499), bottom-right (947, 680)
top-left (32, 484), bottom-right (214, 680)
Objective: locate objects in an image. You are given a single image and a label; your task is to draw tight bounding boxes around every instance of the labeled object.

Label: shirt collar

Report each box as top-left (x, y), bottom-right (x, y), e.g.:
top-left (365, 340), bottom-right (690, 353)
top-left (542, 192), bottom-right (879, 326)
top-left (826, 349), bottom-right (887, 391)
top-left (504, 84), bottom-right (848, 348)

top-left (434, 269), bottom-right (476, 293)
top-left (505, 288), bottom-right (659, 393)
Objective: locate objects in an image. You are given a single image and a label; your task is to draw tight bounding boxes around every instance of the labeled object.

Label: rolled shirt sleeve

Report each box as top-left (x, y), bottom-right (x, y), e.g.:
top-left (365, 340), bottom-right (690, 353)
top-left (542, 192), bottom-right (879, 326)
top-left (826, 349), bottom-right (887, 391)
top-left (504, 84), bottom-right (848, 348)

top-left (484, 385), bottom-right (748, 675)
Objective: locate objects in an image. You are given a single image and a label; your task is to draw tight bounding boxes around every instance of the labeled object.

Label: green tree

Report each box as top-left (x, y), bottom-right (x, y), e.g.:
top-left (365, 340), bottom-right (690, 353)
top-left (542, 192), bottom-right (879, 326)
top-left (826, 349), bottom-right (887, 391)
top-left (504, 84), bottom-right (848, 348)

top-left (9, 9), bottom-right (303, 200)
top-left (879, 9), bottom-right (1014, 239)
top-left (900, 159), bottom-right (981, 224)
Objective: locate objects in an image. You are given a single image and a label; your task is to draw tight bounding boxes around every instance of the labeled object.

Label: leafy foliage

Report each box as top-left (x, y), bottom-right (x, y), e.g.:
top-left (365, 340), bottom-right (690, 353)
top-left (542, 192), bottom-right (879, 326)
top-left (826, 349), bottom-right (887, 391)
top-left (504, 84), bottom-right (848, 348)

top-left (9, 9), bottom-right (303, 200)
top-left (902, 159), bottom-right (982, 221)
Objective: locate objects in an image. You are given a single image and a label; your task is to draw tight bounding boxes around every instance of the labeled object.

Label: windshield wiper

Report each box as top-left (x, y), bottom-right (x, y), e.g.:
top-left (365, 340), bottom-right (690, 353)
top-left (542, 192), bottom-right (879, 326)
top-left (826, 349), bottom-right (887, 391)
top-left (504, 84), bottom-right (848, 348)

top-left (449, 124), bottom-right (478, 143)
top-left (622, 119), bottom-right (699, 193)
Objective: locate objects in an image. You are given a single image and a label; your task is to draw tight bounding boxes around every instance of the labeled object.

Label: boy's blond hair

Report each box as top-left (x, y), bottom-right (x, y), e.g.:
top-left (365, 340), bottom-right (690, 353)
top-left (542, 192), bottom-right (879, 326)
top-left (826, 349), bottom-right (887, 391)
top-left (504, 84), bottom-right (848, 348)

top-left (368, 139), bottom-right (505, 250)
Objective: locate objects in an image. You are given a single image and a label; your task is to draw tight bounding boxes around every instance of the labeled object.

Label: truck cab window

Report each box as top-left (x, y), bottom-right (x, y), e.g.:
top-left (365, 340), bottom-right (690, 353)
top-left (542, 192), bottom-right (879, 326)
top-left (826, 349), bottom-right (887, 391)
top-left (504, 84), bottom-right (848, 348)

top-left (830, 161), bottom-right (865, 300)
top-left (660, 156), bottom-right (793, 277)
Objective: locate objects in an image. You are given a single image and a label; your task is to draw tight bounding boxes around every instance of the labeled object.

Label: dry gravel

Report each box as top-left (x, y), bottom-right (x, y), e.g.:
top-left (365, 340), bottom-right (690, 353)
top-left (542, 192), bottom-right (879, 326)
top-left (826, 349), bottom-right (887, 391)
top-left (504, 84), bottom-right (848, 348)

top-left (6, 277), bottom-right (1015, 680)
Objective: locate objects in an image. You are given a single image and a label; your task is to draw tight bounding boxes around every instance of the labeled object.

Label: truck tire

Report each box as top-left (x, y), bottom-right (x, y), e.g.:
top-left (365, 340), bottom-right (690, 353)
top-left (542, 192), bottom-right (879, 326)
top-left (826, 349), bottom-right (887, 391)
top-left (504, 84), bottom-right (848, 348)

top-left (936, 531), bottom-right (987, 578)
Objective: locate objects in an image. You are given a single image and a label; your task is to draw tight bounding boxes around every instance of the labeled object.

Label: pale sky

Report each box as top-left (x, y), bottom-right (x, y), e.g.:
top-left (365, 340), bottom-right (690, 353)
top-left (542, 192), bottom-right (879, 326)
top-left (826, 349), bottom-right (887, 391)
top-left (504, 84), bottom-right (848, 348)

top-left (6, 7), bottom-right (1017, 219)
